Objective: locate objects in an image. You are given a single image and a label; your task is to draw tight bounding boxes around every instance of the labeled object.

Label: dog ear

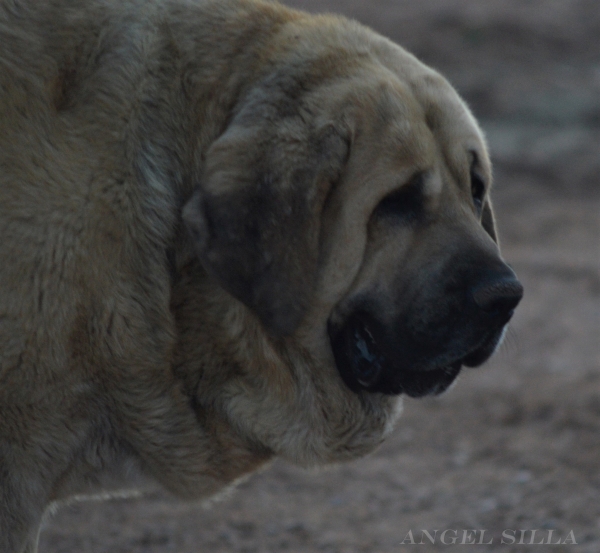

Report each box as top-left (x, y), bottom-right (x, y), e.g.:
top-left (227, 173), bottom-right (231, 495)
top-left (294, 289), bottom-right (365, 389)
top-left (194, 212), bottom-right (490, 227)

top-left (183, 96), bottom-right (349, 336)
top-left (481, 200), bottom-right (498, 243)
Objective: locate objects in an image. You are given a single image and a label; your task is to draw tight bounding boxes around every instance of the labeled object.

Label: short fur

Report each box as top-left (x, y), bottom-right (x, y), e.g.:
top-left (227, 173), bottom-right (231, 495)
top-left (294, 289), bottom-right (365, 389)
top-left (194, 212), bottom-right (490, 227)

top-left (0, 1), bottom-right (519, 551)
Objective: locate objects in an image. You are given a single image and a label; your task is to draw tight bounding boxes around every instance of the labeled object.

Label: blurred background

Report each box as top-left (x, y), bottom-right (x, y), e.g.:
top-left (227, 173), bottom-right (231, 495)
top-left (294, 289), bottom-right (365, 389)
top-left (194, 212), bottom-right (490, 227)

top-left (41, 1), bottom-right (599, 551)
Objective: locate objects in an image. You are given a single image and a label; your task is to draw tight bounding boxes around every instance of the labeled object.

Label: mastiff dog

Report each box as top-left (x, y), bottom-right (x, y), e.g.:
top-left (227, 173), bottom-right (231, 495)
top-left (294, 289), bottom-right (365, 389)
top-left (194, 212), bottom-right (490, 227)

top-left (0, 0), bottom-right (523, 550)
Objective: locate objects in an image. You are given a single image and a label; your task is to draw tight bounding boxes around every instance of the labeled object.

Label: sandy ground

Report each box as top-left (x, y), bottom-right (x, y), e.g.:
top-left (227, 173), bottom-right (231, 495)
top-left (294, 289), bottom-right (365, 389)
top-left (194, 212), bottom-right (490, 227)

top-left (39, 1), bottom-right (600, 552)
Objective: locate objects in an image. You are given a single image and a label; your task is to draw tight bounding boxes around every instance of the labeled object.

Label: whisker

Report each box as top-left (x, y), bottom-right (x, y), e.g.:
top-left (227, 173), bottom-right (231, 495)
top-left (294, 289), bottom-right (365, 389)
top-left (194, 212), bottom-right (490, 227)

top-left (496, 326), bottom-right (521, 363)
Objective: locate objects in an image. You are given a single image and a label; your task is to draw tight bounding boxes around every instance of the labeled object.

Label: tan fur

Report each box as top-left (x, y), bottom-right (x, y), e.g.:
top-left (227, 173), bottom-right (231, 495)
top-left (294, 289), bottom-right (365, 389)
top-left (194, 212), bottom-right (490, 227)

top-left (0, 1), bottom-right (512, 551)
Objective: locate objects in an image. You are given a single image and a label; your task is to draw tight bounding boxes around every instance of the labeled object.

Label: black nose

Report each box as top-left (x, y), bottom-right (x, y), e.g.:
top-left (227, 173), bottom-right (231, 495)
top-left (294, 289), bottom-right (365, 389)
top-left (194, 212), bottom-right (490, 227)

top-left (471, 273), bottom-right (523, 318)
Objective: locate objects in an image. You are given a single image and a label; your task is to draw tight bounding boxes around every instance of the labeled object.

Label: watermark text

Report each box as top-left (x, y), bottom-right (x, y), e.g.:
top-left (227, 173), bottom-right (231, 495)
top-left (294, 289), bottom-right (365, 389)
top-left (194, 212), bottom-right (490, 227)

top-left (400, 529), bottom-right (577, 546)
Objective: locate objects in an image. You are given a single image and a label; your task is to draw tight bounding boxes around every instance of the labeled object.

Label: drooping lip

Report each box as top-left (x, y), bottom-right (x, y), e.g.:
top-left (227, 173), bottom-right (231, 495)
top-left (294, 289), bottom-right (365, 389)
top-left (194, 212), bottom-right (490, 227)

top-left (328, 310), bottom-right (474, 398)
top-left (390, 324), bottom-right (510, 397)
top-left (328, 315), bottom-right (465, 396)
top-left (392, 360), bottom-right (463, 397)
top-left (328, 304), bottom-right (514, 397)
top-left (332, 344), bottom-right (464, 397)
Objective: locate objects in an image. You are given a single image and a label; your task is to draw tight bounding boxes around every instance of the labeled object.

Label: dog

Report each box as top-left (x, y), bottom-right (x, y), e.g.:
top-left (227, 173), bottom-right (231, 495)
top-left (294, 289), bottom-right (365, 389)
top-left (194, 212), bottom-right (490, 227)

top-left (0, 0), bottom-right (523, 550)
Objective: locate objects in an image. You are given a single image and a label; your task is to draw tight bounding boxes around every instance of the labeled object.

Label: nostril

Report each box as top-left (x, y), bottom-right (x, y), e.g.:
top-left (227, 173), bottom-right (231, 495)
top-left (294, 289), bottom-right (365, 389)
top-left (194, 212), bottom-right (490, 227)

top-left (472, 277), bottom-right (524, 315)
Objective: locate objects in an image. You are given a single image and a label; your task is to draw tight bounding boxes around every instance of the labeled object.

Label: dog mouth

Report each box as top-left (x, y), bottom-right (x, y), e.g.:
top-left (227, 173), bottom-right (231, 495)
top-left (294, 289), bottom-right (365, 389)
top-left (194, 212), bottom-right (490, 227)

top-left (328, 312), bottom-right (505, 398)
top-left (328, 264), bottom-right (522, 398)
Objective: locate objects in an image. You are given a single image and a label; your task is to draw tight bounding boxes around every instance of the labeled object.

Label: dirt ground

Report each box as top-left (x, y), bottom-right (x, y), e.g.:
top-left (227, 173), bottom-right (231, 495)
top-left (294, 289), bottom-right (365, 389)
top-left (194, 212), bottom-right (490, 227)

top-left (38, 1), bottom-right (600, 552)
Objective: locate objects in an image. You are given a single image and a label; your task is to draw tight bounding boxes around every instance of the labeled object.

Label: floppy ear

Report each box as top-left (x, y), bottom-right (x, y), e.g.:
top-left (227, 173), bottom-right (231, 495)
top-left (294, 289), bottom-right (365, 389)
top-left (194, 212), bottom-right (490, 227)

top-left (183, 95), bottom-right (349, 336)
top-left (481, 200), bottom-right (498, 243)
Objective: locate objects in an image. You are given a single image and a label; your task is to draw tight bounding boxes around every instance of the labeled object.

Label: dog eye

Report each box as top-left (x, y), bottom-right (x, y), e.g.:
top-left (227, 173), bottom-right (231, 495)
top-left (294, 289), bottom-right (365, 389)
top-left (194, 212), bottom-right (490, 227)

top-left (374, 173), bottom-right (425, 224)
top-left (471, 170), bottom-right (485, 215)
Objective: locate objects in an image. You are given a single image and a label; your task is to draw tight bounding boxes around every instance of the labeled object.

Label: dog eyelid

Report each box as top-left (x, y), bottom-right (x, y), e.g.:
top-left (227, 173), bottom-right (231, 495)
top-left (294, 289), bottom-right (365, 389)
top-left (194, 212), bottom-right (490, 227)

top-left (373, 171), bottom-right (425, 224)
top-left (471, 171), bottom-right (485, 200)
top-left (469, 151), bottom-right (486, 215)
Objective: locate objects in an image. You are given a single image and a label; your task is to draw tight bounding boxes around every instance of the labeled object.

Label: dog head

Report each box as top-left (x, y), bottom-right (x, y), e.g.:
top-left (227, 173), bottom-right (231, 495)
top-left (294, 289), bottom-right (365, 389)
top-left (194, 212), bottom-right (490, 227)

top-left (182, 16), bottom-right (522, 463)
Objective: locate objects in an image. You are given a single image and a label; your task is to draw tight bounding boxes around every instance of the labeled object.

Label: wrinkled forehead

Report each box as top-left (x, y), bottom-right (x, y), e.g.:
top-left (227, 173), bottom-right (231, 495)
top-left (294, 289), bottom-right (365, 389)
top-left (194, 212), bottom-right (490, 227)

top-left (276, 16), bottom-right (490, 183)
top-left (371, 40), bottom-right (490, 179)
top-left (366, 82), bottom-right (485, 168)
